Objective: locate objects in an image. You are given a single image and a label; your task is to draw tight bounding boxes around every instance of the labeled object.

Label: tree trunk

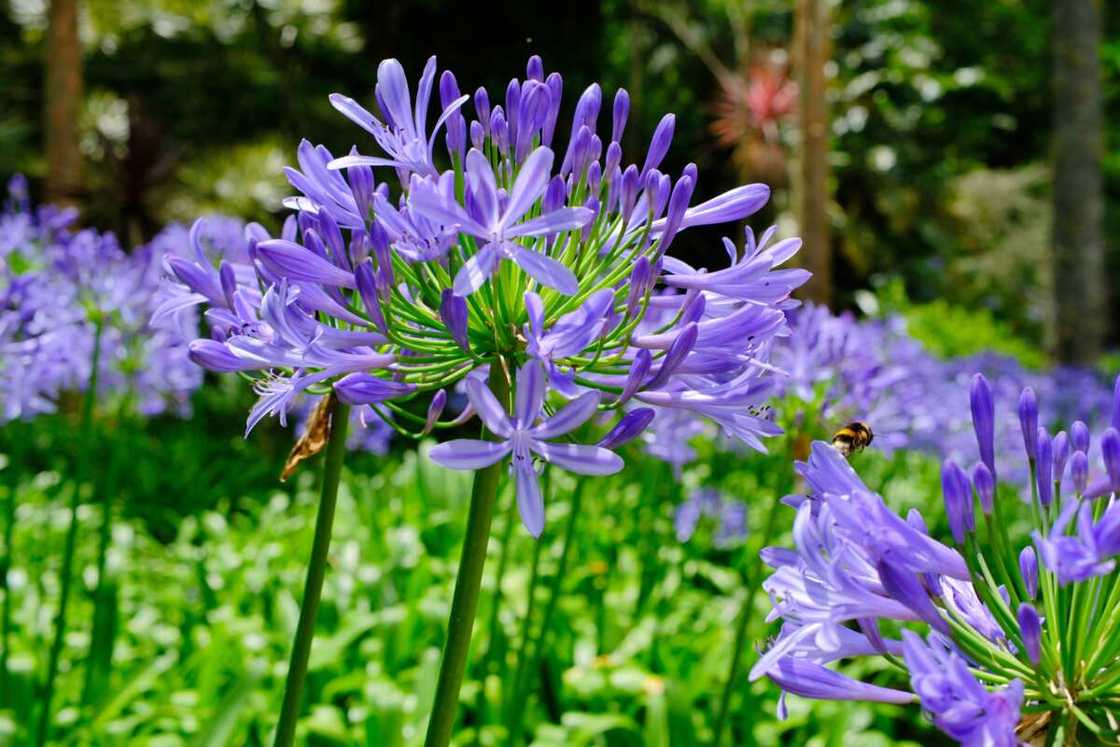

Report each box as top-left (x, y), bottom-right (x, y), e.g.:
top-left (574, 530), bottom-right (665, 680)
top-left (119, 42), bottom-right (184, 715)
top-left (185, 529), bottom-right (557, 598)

top-left (44, 0), bottom-right (83, 207)
top-left (795, 0), bottom-right (832, 306)
top-left (1052, 0), bottom-right (1105, 364)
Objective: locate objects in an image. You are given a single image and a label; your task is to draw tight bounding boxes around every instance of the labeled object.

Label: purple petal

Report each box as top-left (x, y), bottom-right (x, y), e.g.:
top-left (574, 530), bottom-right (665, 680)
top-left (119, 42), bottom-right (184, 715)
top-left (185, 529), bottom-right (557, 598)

top-left (466, 376), bottom-right (513, 438)
top-left (505, 207), bottom-right (594, 239)
top-left (515, 359), bottom-right (547, 428)
top-left (500, 146), bottom-right (554, 230)
top-left (256, 240), bottom-right (356, 288)
top-left (465, 148), bottom-right (500, 230)
top-left (429, 439), bottom-right (512, 470)
top-left (328, 93), bottom-right (382, 136)
top-left (327, 154), bottom-right (402, 171)
top-left (376, 58), bottom-right (415, 138)
top-left (531, 391), bottom-right (601, 439)
top-left (453, 243), bottom-right (502, 296)
top-left (514, 460), bottom-right (545, 537)
top-left (506, 245), bottom-right (579, 295)
top-left (409, 180), bottom-right (489, 237)
top-left (532, 441), bottom-right (624, 475)
top-left (334, 373), bottom-right (415, 405)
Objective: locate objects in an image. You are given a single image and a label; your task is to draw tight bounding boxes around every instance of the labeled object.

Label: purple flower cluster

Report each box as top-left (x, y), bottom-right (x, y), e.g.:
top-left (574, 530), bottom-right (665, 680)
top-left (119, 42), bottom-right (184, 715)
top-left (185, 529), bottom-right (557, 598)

top-left (176, 54), bottom-right (808, 535)
top-left (0, 176), bottom-right (203, 420)
top-left (752, 371), bottom-right (1120, 745)
top-left (772, 304), bottom-right (1117, 478)
top-left (673, 487), bottom-right (748, 548)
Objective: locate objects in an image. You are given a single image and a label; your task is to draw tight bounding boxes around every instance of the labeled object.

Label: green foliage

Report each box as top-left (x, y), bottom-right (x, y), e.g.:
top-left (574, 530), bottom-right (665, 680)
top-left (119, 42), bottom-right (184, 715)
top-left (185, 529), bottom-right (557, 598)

top-left (0, 420), bottom-right (953, 745)
top-left (872, 279), bottom-right (1049, 368)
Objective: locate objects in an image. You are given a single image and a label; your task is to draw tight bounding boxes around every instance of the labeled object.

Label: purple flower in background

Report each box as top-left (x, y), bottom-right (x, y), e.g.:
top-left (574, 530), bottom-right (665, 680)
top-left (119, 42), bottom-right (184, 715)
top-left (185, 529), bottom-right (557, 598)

top-left (429, 361), bottom-right (623, 536)
top-left (674, 488), bottom-right (748, 547)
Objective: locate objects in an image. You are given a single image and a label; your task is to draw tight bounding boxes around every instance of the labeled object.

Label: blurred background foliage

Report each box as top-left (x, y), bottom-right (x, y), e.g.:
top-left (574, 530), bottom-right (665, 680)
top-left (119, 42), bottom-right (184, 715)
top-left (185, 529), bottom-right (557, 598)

top-left (2, 0), bottom-right (1118, 347)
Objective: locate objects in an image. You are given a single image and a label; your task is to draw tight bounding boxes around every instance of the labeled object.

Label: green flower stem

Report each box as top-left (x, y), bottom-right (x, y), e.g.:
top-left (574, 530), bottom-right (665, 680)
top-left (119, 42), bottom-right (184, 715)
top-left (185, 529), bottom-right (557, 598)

top-left (424, 364), bottom-right (511, 747)
top-left (272, 396), bottom-right (351, 747)
top-left (0, 423), bottom-right (23, 706)
top-left (711, 443), bottom-right (795, 747)
top-left (471, 487), bottom-right (516, 746)
top-left (82, 399), bottom-right (130, 705)
top-left (508, 479), bottom-right (586, 745)
top-left (35, 319), bottom-right (103, 747)
top-left (504, 522), bottom-right (544, 735)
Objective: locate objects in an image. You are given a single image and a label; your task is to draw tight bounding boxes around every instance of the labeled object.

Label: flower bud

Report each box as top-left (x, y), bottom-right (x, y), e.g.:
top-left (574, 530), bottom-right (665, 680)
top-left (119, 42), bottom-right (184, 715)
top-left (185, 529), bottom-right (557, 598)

top-left (219, 261), bottom-right (238, 308)
top-left (877, 554), bottom-right (950, 636)
top-left (1017, 603), bottom-right (1042, 665)
top-left (355, 260), bottom-right (387, 335)
top-left (641, 113), bottom-right (676, 178)
top-left (612, 88), bottom-right (630, 144)
top-left (619, 348), bottom-right (652, 403)
top-left (645, 323), bottom-right (698, 391)
top-left (1036, 427), bottom-right (1053, 508)
top-left (526, 54), bottom-right (544, 81)
top-left (470, 120), bottom-right (485, 150)
top-left (604, 140), bottom-right (622, 178)
top-left (971, 462), bottom-right (995, 515)
top-left (1113, 374), bottom-right (1120, 431)
top-left (440, 290), bottom-right (470, 352)
top-left (440, 71), bottom-right (466, 162)
top-left (619, 165), bottom-right (640, 222)
top-left (587, 161), bottom-right (602, 196)
top-left (256, 239), bottom-right (356, 288)
top-left (1052, 430), bottom-right (1070, 487)
top-left (659, 174), bottom-right (696, 253)
top-left (1071, 420), bottom-right (1090, 454)
top-left (626, 256), bottom-right (652, 317)
top-left (1019, 546), bottom-right (1038, 599)
top-left (188, 339), bottom-right (256, 373)
top-left (598, 408), bottom-right (655, 449)
top-left (1103, 428), bottom-right (1120, 491)
top-left (422, 389), bottom-right (448, 435)
top-left (1018, 387), bottom-right (1038, 460)
top-left (474, 87), bottom-right (491, 133)
top-left (334, 373), bottom-right (415, 405)
top-left (491, 107), bottom-right (509, 157)
top-left (1070, 450), bottom-right (1090, 495)
top-left (969, 373), bottom-right (995, 477)
top-left (542, 73), bottom-right (563, 146)
top-left (941, 459), bottom-right (973, 544)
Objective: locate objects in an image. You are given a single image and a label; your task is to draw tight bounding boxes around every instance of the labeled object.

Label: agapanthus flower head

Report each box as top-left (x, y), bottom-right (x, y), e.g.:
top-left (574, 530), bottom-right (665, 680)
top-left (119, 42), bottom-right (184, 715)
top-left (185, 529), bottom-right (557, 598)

top-left (177, 54), bottom-right (807, 534)
top-left (1, 178), bottom-right (205, 420)
top-left (754, 372), bottom-right (1120, 745)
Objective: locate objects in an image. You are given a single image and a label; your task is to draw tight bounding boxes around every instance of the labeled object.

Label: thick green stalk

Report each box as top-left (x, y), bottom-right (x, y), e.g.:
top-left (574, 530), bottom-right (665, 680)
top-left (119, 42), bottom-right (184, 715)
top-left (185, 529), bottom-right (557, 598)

top-left (35, 320), bottom-right (103, 747)
top-left (424, 365), bottom-right (510, 747)
top-left (272, 397), bottom-right (351, 747)
top-left (711, 449), bottom-right (794, 747)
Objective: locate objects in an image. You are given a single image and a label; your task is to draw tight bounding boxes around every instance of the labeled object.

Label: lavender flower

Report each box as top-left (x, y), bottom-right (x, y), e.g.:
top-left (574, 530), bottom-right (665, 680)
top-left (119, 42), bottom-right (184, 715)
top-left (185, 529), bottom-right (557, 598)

top-left (175, 53), bottom-right (807, 535)
top-left (1, 177), bottom-right (207, 420)
top-left (755, 372), bottom-right (1120, 745)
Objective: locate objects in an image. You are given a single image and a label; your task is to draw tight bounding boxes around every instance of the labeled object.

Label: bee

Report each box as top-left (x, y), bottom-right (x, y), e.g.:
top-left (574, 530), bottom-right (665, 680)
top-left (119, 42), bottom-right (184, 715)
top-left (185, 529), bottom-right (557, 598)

top-left (831, 421), bottom-right (874, 458)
